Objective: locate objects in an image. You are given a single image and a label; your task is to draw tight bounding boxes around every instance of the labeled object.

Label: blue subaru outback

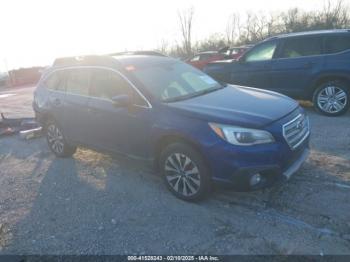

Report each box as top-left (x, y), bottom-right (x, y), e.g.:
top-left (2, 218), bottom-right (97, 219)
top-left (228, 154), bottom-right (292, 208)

top-left (204, 30), bottom-right (350, 116)
top-left (33, 54), bottom-right (310, 200)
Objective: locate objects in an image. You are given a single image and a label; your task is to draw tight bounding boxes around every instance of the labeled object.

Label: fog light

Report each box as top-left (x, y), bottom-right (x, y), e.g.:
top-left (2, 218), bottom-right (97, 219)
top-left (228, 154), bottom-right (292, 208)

top-left (249, 173), bottom-right (262, 187)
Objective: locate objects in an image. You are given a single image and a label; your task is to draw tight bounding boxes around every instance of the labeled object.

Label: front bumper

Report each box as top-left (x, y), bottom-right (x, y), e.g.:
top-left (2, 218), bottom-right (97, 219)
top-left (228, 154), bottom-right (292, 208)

top-left (283, 148), bottom-right (309, 180)
top-left (204, 108), bottom-right (310, 190)
top-left (209, 142), bottom-right (309, 190)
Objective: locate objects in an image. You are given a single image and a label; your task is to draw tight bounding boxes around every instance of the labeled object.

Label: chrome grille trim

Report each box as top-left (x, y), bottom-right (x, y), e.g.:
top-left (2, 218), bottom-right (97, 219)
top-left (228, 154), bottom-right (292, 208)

top-left (283, 114), bottom-right (310, 150)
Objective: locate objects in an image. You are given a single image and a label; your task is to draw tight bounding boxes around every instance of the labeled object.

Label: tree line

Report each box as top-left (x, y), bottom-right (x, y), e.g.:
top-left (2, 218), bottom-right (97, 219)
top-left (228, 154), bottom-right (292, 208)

top-left (160, 0), bottom-right (350, 58)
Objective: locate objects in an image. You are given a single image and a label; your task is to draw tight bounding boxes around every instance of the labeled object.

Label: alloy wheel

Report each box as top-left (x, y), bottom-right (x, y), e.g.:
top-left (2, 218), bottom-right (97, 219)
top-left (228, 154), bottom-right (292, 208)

top-left (47, 124), bottom-right (64, 154)
top-left (317, 86), bottom-right (347, 114)
top-left (164, 153), bottom-right (201, 197)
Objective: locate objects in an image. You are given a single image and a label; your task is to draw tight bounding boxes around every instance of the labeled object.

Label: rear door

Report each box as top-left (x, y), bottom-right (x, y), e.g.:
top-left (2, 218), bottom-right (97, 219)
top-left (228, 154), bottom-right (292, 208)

top-left (42, 70), bottom-right (67, 127)
top-left (63, 68), bottom-right (92, 144)
top-left (230, 40), bottom-right (278, 89)
top-left (270, 35), bottom-right (325, 98)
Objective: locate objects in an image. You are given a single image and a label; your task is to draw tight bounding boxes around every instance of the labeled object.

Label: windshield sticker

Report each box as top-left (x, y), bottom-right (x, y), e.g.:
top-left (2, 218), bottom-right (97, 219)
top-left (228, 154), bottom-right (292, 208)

top-left (199, 75), bottom-right (217, 85)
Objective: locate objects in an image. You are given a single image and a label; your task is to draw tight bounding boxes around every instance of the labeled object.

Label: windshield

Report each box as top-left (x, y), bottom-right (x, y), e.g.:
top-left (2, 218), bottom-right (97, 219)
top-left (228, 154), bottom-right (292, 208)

top-left (130, 61), bottom-right (224, 102)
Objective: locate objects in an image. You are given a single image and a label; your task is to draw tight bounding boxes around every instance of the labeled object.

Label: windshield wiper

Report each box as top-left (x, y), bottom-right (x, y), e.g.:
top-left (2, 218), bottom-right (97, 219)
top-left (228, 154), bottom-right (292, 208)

top-left (164, 85), bottom-right (226, 103)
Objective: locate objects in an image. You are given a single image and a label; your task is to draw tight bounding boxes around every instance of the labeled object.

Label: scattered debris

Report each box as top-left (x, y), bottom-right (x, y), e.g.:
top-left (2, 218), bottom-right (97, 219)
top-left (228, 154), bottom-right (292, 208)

top-left (0, 113), bottom-right (42, 139)
top-left (19, 127), bottom-right (43, 140)
top-left (0, 127), bottom-right (16, 137)
top-left (20, 119), bottom-right (39, 130)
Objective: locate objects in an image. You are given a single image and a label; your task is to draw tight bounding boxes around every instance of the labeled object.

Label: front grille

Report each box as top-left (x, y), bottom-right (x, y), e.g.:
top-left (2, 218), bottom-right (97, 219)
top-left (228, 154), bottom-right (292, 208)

top-left (283, 114), bottom-right (310, 150)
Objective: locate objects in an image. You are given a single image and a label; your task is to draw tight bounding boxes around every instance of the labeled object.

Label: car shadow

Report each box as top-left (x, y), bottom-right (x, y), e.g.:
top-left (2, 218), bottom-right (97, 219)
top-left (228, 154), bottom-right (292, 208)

top-left (0, 146), bottom-right (187, 254)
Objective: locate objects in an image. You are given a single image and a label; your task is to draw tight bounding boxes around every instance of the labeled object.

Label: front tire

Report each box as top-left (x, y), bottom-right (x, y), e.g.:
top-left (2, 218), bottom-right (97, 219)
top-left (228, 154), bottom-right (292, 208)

top-left (313, 81), bottom-right (349, 116)
top-left (46, 121), bottom-right (77, 157)
top-left (159, 143), bottom-right (211, 201)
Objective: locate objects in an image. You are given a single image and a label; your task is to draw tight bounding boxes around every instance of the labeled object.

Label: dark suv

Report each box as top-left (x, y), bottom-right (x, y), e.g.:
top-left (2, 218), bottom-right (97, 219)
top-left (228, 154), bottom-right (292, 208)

top-left (33, 54), bottom-right (309, 201)
top-left (204, 30), bottom-right (350, 116)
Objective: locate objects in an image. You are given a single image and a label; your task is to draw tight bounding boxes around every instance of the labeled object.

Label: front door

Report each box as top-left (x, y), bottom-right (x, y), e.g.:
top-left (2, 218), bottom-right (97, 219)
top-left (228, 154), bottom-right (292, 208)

top-left (63, 68), bottom-right (91, 144)
top-left (230, 40), bottom-right (278, 90)
top-left (86, 68), bottom-right (153, 157)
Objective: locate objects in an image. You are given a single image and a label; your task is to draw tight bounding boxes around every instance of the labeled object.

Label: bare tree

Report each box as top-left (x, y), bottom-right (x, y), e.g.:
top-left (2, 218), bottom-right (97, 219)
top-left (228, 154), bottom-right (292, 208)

top-left (178, 7), bottom-right (195, 56)
top-left (266, 12), bottom-right (283, 37)
top-left (226, 13), bottom-right (240, 45)
top-left (196, 33), bottom-right (227, 52)
top-left (240, 12), bottom-right (267, 43)
top-left (317, 0), bottom-right (350, 28)
top-left (170, 1), bottom-right (350, 58)
top-left (157, 39), bottom-right (169, 55)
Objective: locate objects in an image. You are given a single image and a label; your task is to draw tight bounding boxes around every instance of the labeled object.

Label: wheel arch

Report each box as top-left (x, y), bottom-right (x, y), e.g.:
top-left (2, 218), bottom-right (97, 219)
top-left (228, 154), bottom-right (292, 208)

top-left (38, 112), bottom-right (57, 130)
top-left (153, 134), bottom-right (207, 172)
top-left (309, 74), bottom-right (350, 100)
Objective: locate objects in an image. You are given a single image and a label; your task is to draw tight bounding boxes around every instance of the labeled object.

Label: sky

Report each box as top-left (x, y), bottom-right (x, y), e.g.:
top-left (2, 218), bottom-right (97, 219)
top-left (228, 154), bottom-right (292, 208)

top-left (0, 0), bottom-right (347, 71)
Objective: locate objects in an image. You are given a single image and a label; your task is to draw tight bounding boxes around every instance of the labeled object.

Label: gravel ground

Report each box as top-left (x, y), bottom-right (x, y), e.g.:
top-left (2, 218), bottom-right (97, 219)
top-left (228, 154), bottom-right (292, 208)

top-left (0, 86), bottom-right (349, 255)
top-left (0, 86), bottom-right (35, 118)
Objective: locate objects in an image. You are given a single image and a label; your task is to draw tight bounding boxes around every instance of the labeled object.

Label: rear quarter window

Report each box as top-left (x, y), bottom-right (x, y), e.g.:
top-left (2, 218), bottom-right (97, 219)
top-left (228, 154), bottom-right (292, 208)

top-left (324, 34), bottom-right (350, 54)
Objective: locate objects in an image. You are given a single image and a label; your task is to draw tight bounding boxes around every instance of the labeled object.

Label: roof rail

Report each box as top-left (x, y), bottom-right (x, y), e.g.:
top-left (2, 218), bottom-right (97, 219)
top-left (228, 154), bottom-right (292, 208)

top-left (52, 51), bottom-right (167, 67)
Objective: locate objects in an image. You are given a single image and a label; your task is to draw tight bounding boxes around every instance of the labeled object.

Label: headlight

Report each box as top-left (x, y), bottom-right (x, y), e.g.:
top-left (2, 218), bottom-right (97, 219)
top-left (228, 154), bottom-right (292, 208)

top-left (209, 123), bottom-right (275, 146)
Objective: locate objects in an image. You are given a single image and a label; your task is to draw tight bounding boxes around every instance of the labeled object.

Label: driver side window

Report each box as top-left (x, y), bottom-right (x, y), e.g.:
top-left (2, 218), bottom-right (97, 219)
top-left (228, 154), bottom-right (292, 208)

top-left (244, 41), bottom-right (277, 62)
top-left (89, 69), bottom-right (130, 99)
top-left (89, 69), bottom-right (148, 107)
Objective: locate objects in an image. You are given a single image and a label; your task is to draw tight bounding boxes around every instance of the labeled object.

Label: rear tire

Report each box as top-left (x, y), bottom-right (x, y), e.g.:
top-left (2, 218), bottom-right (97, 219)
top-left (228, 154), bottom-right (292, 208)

top-left (46, 120), bottom-right (77, 157)
top-left (312, 80), bottom-right (349, 116)
top-left (159, 142), bottom-right (211, 201)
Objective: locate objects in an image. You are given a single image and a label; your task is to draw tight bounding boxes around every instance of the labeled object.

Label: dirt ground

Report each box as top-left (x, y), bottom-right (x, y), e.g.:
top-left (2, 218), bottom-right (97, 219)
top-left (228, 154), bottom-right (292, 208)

top-left (0, 86), bottom-right (349, 255)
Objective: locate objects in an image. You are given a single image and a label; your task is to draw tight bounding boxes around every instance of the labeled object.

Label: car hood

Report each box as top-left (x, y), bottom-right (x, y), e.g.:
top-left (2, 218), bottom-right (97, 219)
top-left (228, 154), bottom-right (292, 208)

top-left (166, 85), bottom-right (299, 128)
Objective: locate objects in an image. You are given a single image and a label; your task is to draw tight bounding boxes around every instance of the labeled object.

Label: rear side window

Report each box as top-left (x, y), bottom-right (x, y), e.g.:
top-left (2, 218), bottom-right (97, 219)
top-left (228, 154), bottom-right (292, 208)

top-left (324, 34), bottom-right (350, 54)
top-left (44, 71), bottom-right (66, 91)
top-left (66, 69), bottom-right (90, 96)
top-left (279, 36), bottom-right (323, 58)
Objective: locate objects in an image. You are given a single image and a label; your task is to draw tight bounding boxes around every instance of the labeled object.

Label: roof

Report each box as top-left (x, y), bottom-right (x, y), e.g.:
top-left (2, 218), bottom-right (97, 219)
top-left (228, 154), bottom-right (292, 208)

top-left (52, 54), bottom-right (176, 69)
top-left (269, 29), bottom-right (350, 40)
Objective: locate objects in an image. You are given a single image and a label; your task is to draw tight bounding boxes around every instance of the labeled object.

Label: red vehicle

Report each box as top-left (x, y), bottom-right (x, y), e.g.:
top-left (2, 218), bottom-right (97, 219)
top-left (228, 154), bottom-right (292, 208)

top-left (186, 45), bottom-right (253, 70)
top-left (186, 51), bottom-right (226, 70)
top-left (225, 45), bottom-right (253, 60)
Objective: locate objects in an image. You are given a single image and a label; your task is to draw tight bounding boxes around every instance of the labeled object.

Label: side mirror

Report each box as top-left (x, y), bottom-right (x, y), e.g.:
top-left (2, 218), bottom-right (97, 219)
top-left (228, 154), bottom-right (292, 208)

top-left (111, 94), bottom-right (131, 107)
